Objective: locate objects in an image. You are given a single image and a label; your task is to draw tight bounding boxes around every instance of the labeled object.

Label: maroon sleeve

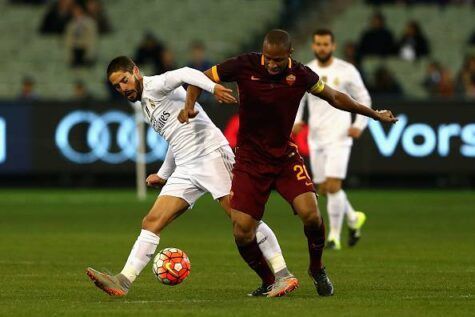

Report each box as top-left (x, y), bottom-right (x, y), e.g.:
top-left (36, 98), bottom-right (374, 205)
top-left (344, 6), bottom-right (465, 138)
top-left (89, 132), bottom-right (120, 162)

top-left (302, 65), bottom-right (321, 91)
top-left (211, 56), bottom-right (242, 83)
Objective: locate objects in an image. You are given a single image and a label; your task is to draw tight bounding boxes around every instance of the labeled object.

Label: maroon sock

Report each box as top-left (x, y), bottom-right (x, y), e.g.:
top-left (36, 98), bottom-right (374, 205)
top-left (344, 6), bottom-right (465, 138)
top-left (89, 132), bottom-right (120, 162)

top-left (237, 238), bottom-right (275, 286)
top-left (304, 219), bottom-right (326, 276)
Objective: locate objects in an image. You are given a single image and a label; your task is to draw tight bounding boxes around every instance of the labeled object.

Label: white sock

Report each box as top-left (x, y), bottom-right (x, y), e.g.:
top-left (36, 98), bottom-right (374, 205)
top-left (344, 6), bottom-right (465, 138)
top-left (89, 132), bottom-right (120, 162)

top-left (256, 221), bottom-right (287, 274)
top-left (327, 190), bottom-right (346, 241)
top-left (120, 229), bottom-right (160, 283)
top-left (342, 190), bottom-right (358, 225)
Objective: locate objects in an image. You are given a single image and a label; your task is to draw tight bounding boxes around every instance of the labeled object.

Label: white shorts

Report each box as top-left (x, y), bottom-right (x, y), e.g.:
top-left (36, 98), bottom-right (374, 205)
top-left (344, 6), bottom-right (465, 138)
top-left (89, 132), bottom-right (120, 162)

top-left (159, 146), bottom-right (235, 207)
top-left (310, 145), bottom-right (351, 184)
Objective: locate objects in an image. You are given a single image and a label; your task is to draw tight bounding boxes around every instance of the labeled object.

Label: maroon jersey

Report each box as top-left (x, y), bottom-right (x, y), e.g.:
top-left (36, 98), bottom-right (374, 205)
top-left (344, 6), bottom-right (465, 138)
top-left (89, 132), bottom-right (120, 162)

top-left (211, 52), bottom-right (324, 162)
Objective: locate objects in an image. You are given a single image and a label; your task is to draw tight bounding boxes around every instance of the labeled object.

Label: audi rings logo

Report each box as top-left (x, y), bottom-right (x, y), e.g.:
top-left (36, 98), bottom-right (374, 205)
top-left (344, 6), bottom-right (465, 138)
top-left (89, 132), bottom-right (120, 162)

top-left (55, 110), bottom-right (168, 164)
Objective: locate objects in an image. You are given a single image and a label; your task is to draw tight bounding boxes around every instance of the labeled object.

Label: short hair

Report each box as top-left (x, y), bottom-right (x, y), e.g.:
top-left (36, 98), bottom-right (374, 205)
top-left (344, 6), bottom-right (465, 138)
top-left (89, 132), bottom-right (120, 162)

top-left (312, 29), bottom-right (335, 42)
top-left (263, 29), bottom-right (292, 51)
top-left (106, 56), bottom-right (136, 79)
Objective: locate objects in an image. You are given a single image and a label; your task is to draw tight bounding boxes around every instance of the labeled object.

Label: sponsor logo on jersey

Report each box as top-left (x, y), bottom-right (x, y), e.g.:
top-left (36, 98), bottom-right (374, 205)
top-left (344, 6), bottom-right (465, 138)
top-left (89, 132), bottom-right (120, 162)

top-left (286, 74), bottom-right (296, 86)
top-left (151, 111), bottom-right (171, 135)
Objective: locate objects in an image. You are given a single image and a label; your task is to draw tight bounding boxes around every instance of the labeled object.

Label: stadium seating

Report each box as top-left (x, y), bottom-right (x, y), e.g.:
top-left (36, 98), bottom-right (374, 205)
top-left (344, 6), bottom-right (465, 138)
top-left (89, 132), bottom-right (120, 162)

top-left (294, 0), bottom-right (475, 98)
top-left (0, 0), bottom-right (283, 99)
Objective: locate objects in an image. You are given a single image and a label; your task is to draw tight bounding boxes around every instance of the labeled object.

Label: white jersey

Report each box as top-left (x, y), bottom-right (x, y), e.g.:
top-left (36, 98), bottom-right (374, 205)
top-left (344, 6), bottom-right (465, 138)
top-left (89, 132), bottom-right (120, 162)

top-left (140, 67), bottom-right (228, 166)
top-left (295, 58), bottom-right (371, 150)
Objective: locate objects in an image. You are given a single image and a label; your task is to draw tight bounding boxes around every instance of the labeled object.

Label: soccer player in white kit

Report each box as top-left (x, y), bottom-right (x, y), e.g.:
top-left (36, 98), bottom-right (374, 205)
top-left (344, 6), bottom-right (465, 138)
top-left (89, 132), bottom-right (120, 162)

top-left (293, 29), bottom-right (371, 250)
top-left (86, 56), bottom-right (293, 297)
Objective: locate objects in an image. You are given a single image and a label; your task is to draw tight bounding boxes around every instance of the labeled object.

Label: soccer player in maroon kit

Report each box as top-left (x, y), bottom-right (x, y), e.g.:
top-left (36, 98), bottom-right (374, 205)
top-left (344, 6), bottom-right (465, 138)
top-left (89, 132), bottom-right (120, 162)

top-left (180, 30), bottom-right (397, 297)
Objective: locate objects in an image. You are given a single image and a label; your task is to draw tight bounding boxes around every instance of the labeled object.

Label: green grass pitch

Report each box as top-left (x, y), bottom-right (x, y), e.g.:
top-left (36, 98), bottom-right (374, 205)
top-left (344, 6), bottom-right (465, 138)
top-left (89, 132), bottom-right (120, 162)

top-left (0, 189), bottom-right (474, 316)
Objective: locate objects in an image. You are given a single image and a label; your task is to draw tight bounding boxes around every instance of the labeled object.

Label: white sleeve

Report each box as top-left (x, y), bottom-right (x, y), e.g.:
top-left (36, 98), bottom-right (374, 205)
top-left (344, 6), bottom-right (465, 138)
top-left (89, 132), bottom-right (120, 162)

top-left (346, 66), bottom-right (372, 131)
top-left (156, 147), bottom-right (176, 180)
top-left (294, 92), bottom-right (308, 124)
top-left (158, 67), bottom-right (216, 95)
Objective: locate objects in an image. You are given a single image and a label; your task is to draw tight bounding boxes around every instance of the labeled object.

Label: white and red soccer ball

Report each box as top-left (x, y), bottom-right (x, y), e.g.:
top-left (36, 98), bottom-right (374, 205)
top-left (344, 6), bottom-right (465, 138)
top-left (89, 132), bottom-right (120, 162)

top-left (152, 248), bottom-right (191, 286)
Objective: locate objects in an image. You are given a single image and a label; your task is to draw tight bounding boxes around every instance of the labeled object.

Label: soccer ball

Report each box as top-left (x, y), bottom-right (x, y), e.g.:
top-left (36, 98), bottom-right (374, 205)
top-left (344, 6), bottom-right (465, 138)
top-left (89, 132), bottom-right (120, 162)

top-left (152, 248), bottom-right (191, 286)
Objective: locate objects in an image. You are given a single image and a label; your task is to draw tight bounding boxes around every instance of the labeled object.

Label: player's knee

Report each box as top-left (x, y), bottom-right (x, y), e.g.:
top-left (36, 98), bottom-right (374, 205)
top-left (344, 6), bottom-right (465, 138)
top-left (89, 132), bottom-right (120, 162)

top-left (232, 221), bottom-right (255, 245)
top-left (300, 209), bottom-right (322, 227)
top-left (142, 213), bottom-right (165, 234)
top-left (326, 181), bottom-right (341, 194)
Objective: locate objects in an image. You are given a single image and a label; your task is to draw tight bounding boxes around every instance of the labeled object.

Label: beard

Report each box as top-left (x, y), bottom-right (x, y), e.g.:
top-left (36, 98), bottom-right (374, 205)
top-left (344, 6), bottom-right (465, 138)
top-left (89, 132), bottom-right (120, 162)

top-left (315, 52), bottom-right (332, 64)
top-left (128, 76), bottom-right (143, 102)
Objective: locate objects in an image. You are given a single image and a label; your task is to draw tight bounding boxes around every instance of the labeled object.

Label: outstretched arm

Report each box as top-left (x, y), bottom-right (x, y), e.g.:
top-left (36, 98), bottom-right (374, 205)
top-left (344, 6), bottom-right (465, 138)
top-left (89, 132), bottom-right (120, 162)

top-left (161, 67), bottom-right (216, 94)
top-left (312, 83), bottom-right (397, 123)
top-left (178, 68), bottom-right (236, 123)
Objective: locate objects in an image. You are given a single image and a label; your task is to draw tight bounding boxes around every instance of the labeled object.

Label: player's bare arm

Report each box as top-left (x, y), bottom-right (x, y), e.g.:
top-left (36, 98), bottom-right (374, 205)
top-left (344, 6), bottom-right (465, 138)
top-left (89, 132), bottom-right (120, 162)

top-left (197, 68), bottom-right (237, 104)
top-left (314, 84), bottom-right (397, 124)
top-left (178, 85), bottom-right (202, 124)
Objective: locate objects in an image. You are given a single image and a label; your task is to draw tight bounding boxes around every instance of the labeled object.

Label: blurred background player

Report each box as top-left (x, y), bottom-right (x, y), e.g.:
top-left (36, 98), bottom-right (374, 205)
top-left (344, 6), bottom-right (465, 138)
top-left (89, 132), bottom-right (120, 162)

top-left (86, 56), bottom-right (294, 297)
top-left (184, 29), bottom-right (397, 298)
top-left (293, 29), bottom-right (372, 250)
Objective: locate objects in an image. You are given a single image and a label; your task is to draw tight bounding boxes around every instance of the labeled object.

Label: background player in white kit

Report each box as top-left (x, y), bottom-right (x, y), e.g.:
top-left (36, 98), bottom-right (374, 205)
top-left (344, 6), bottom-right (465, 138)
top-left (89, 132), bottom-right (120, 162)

top-left (86, 56), bottom-right (294, 297)
top-left (293, 29), bottom-right (371, 250)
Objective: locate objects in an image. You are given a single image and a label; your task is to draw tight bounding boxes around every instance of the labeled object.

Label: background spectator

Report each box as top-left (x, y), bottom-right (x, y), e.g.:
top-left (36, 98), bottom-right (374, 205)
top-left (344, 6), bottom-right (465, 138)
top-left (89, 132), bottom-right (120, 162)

top-left (397, 21), bottom-right (430, 61)
top-left (468, 29), bottom-right (475, 46)
top-left (186, 40), bottom-right (213, 103)
top-left (343, 41), bottom-right (369, 84)
top-left (357, 12), bottom-right (396, 59)
top-left (65, 4), bottom-right (98, 67)
top-left (369, 65), bottom-right (404, 97)
top-left (39, 0), bottom-right (74, 34)
top-left (17, 76), bottom-right (39, 101)
top-left (134, 32), bottom-right (166, 74)
top-left (85, 0), bottom-right (112, 34)
top-left (423, 61), bottom-right (454, 97)
top-left (455, 55), bottom-right (475, 98)
top-left (186, 40), bottom-right (213, 72)
top-left (73, 80), bottom-right (92, 100)
top-left (343, 41), bottom-right (359, 67)
top-left (161, 47), bottom-right (177, 74)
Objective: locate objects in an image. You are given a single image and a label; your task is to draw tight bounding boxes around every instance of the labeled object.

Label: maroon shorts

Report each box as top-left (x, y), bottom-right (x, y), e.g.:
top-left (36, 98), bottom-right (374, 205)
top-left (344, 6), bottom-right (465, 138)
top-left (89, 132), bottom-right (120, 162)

top-left (230, 152), bottom-right (316, 220)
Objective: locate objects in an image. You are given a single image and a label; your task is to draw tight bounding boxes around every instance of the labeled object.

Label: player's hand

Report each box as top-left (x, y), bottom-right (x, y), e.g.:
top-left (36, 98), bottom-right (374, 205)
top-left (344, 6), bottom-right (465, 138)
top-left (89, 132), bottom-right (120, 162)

top-left (348, 127), bottom-right (363, 139)
top-left (213, 84), bottom-right (237, 104)
top-left (146, 174), bottom-right (167, 188)
top-left (292, 122), bottom-right (305, 135)
top-left (177, 108), bottom-right (199, 124)
top-left (375, 110), bottom-right (398, 123)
